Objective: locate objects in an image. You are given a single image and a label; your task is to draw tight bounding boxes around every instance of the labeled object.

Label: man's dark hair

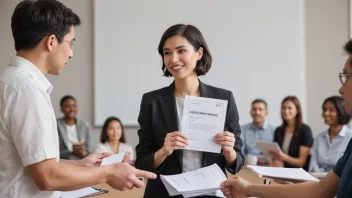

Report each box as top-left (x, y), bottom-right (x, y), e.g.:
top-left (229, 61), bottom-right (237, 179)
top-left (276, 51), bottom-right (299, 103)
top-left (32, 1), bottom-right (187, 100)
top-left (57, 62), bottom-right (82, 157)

top-left (11, 0), bottom-right (81, 51)
top-left (158, 24), bottom-right (212, 77)
top-left (251, 98), bottom-right (268, 108)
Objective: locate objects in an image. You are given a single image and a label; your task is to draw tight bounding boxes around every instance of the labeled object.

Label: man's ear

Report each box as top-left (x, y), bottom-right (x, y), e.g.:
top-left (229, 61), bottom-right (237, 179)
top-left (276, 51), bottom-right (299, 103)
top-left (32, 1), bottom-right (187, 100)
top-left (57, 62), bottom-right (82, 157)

top-left (46, 34), bottom-right (56, 52)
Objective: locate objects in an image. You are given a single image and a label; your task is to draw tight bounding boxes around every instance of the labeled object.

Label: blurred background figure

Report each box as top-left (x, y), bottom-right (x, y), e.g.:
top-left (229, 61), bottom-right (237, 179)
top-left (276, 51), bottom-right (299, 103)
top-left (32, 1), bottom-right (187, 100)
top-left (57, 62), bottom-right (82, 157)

top-left (241, 99), bottom-right (275, 165)
top-left (309, 96), bottom-right (352, 173)
top-left (95, 117), bottom-right (134, 161)
top-left (57, 95), bottom-right (91, 160)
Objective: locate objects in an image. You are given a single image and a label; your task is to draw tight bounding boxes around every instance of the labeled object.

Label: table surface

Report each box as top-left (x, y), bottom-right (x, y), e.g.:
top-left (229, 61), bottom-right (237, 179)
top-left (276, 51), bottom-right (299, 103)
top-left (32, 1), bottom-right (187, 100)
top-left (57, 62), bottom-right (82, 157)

top-left (92, 167), bottom-right (266, 198)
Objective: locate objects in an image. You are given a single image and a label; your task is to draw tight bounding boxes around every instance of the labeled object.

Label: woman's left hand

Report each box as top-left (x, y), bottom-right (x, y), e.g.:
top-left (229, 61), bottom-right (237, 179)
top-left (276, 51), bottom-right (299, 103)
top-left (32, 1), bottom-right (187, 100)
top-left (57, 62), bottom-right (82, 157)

top-left (270, 151), bottom-right (288, 161)
top-left (214, 131), bottom-right (235, 154)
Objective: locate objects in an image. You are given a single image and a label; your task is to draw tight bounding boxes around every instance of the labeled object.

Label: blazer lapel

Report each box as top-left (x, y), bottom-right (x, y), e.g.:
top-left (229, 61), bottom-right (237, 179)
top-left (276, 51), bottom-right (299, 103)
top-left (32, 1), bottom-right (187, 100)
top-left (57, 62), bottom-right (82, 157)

top-left (158, 82), bottom-right (183, 166)
top-left (58, 118), bottom-right (70, 149)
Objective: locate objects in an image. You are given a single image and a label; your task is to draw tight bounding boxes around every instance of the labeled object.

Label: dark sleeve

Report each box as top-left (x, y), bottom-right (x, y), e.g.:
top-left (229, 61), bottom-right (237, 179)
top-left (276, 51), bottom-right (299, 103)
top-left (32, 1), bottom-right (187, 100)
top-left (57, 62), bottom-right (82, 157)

top-left (58, 127), bottom-right (72, 160)
top-left (333, 138), bottom-right (352, 177)
top-left (223, 91), bottom-right (245, 174)
top-left (299, 124), bottom-right (313, 147)
top-left (274, 127), bottom-right (280, 145)
top-left (135, 94), bottom-right (160, 173)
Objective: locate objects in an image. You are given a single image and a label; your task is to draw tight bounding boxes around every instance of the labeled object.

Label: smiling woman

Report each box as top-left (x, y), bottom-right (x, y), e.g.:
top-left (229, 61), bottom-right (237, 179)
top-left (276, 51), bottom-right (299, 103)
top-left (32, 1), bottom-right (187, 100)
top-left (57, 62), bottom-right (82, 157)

top-left (134, 24), bottom-right (245, 198)
top-left (309, 96), bottom-right (352, 173)
top-left (57, 95), bottom-right (92, 160)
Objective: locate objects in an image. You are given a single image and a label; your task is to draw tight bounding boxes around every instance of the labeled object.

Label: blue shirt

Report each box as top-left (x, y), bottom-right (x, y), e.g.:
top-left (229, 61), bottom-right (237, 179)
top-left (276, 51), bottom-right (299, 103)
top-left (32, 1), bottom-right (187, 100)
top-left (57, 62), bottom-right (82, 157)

top-left (333, 137), bottom-right (352, 198)
top-left (309, 125), bottom-right (352, 172)
top-left (240, 122), bottom-right (275, 157)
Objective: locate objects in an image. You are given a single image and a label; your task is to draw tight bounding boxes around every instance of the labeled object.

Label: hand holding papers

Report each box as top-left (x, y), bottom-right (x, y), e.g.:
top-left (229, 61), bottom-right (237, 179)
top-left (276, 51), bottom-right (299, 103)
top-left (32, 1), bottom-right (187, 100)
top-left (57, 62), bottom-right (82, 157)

top-left (100, 152), bottom-right (126, 166)
top-left (160, 164), bottom-right (227, 197)
top-left (247, 165), bottom-right (319, 182)
top-left (59, 153), bottom-right (127, 197)
top-left (256, 141), bottom-right (282, 159)
top-left (181, 96), bottom-right (228, 153)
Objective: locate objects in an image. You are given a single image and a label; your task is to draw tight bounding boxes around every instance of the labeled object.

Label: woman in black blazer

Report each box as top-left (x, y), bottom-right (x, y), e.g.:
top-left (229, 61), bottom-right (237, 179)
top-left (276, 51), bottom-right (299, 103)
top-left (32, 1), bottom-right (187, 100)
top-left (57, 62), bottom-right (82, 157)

top-left (270, 96), bottom-right (313, 171)
top-left (135, 24), bottom-right (244, 198)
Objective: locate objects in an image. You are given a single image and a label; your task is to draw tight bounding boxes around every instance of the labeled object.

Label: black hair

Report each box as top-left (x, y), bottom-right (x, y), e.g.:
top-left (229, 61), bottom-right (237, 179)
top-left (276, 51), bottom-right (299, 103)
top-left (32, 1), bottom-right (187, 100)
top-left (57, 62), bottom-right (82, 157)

top-left (60, 95), bottom-right (76, 107)
top-left (158, 24), bottom-right (212, 77)
top-left (11, 0), bottom-right (81, 51)
top-left (322, 96), bottom-right (351, 125)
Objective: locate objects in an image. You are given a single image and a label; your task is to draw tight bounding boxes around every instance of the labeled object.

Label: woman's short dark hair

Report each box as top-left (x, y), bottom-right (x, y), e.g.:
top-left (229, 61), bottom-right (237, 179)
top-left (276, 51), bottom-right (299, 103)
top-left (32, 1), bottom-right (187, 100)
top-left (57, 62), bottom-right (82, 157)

top-left (60, 95), bottom-right (76, 107)
top-left (158, 24), bottom-right (212, 77)
top-left (100, 117), bottom-right (126, 144)
top-left (322, 96), bottom-right (351, 125)
top-left (11, 0), bottom-right (81, 51)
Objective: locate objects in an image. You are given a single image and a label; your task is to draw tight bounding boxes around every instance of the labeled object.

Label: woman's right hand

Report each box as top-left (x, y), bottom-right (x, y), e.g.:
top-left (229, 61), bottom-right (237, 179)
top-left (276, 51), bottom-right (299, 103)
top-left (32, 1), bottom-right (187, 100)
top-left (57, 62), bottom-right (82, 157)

top-left (161, 131), bottom-right (188, 156)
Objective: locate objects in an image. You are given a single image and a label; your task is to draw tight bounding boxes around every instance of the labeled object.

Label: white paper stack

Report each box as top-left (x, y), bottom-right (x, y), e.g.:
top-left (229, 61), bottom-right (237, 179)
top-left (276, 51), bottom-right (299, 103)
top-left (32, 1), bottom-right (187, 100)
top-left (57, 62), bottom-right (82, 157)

top-left (247, 165), bottom-right (319, 182)
top-left (59, 187), bottom-right (106, 198)
top-left (160, 164), bottom-right (226, 197)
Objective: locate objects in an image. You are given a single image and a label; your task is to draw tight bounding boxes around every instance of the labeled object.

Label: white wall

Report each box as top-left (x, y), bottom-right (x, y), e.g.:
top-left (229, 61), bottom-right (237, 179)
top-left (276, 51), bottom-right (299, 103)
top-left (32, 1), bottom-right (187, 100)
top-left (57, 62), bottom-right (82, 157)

top-left (94, 0), bottom-right (305, 127)
top-left (305, 0), bottom-right (349, 134)
top-left (0, 0), bottom-right (350, 151)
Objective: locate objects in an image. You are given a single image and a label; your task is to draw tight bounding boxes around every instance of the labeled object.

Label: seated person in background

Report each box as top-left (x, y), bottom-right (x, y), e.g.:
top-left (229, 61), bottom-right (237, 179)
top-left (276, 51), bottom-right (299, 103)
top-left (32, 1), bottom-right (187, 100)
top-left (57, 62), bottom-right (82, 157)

top-left (270, 96), bottom-right (313, 171)
top-left (241, 99), bottom-right (275, 165)
top-left (309, 96), bottom-right (352, 172)
top-left (57, 95), bottom-right (91, 160)
top-left (95, 117), bottom-right (134, 161)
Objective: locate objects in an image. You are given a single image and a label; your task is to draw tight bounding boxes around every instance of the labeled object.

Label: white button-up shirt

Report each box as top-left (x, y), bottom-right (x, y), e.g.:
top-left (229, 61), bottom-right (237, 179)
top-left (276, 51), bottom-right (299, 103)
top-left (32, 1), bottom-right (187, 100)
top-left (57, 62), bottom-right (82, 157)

top-left (0, 56), bottom-right (60, 198)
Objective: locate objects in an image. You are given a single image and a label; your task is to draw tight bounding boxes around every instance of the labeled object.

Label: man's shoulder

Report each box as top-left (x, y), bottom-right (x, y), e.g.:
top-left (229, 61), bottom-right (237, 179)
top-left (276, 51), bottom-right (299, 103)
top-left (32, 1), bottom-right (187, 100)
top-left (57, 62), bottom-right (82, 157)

top-left (265, 123), bottom-right (276, 131)
top-left (0, 66), bottom-right (34, 92)
top-left (241, 122), bottom-right (253, 131)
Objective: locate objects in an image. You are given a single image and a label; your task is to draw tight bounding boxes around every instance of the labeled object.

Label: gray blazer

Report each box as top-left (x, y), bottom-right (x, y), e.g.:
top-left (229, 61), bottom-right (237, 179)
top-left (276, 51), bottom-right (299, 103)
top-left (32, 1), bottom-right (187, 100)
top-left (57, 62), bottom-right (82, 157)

top-left (57, 118), bottom-right (91, 159)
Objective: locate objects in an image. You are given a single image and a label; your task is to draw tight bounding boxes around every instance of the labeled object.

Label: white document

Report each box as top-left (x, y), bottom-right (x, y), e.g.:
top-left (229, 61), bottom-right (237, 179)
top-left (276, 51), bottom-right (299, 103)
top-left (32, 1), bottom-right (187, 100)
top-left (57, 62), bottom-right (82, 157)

top-left (59, 187), bottom-right (105, 198)
top-left (182, 190), bottom-right (225, 198)
top-left (181, 96), bottom-right (228, 153)
top-left (100, 152), bottom-right (125, 166)
top-left (256, 141), bottom-right (282, 158)
top-left (247, 165), bottom-right (319, 182)
top-left (160, 164), bottom-right (227, 197)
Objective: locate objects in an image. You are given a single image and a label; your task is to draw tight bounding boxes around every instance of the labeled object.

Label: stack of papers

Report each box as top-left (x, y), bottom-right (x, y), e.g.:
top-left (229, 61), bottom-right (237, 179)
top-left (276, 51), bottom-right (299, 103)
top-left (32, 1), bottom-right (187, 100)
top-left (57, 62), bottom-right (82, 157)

top-left (247, 165), bottom-right (319, 182)
top-left (160, 164), bottom-right (226, 197)
top-left (59, 187), bottom-right (108, 198)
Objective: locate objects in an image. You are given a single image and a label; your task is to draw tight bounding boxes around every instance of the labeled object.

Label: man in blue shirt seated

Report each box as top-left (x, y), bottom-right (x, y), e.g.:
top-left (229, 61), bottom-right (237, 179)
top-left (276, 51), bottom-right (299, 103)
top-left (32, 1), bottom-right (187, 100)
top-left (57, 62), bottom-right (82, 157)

top-left (221, 39), bottom-right (352, 198)
top-left (241, 99), bottom-right (275, 165)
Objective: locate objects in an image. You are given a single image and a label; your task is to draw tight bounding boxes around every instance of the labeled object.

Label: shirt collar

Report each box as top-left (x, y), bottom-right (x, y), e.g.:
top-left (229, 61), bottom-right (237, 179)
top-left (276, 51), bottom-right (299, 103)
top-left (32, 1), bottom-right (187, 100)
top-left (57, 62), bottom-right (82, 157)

top-left (9, 56), bottom-right (53, 94)
top-left (337, 125), bottom-right (348, 137)
top-left (323, 125), bottom-right (348, 138)
top-left (250, 120), bottom-right (268, 130)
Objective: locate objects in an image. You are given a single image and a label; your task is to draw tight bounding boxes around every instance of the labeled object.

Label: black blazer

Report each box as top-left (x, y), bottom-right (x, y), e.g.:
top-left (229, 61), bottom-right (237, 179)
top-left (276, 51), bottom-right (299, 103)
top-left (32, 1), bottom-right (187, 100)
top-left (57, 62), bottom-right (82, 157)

top-left (274, 123), bottom-right (313, 171)
top-left (135, 80), bottom-right (244, 198)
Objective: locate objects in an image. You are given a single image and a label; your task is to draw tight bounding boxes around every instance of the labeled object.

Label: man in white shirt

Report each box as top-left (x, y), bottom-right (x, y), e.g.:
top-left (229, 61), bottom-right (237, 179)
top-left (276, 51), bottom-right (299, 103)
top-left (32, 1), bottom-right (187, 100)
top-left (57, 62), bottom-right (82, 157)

top-left (0, 1), bottom-right (156, 197)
